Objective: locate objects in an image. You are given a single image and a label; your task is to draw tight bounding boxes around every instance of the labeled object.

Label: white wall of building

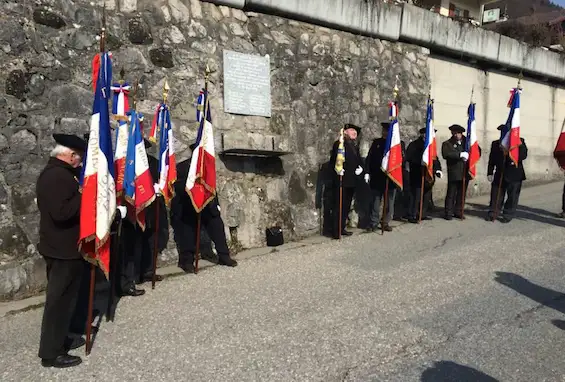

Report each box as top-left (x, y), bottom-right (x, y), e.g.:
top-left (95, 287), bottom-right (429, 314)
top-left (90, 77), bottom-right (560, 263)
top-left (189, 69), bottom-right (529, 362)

top-left (428, 56), bottom-right (564, 197)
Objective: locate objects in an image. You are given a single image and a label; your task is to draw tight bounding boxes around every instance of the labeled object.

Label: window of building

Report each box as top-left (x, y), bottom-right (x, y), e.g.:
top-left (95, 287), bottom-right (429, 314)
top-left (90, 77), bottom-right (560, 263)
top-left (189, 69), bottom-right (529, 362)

top-left (448, 3), bottom-right (470, 18)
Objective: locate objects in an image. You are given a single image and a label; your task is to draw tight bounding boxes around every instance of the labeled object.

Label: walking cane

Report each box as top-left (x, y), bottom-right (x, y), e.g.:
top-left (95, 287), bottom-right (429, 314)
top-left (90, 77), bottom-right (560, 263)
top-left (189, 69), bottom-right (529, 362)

top-left (382, 178), bottom-right (390, 235)
top-left (418, 173), bottom-right (425, 223)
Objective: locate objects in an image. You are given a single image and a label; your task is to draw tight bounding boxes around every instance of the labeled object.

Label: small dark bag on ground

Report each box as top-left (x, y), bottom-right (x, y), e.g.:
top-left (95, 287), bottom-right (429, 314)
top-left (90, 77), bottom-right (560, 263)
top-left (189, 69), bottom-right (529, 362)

top-left (266, 226), bottom-right (284, 247)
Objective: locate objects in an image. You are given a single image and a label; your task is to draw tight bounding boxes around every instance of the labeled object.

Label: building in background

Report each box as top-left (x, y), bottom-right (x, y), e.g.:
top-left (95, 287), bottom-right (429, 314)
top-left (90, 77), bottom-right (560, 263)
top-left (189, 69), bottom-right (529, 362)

top-left (416, 0), bottom-right (501, 25)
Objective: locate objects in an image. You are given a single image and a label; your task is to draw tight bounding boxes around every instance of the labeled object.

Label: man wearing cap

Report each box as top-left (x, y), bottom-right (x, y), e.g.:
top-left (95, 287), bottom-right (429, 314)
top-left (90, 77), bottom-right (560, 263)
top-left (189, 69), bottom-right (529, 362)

top-left (170, 144), bottom-right (238, 272)
top-left (329, 123), bottom-right (364, 238)
top-left (365, 122), bottom-right (406, 232)
top-left (441, 124), bottom-right (478, 220)
top-left (486, 125), bottom-right (528, 223)
top-left (36, 134), bottom-right (87, 368)
top-left (405, 127), bottom-right (443, 223)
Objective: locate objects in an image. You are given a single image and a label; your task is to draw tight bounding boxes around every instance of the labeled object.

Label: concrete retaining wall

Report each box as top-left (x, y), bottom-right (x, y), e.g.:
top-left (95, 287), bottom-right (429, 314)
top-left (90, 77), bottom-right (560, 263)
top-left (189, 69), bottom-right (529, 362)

top-left (203, 0), bottom-right (565, 82)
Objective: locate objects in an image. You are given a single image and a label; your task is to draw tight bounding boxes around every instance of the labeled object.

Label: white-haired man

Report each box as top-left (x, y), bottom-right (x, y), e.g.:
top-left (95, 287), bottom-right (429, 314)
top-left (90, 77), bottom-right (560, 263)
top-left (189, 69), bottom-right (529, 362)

top-left (36, 133), bottom-right (87, 368)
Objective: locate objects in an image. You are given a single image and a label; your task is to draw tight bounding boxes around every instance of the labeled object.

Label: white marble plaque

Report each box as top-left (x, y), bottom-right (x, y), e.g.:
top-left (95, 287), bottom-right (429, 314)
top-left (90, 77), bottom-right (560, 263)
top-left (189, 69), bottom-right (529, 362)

top-left (223, 50), bottom-right (271, 118)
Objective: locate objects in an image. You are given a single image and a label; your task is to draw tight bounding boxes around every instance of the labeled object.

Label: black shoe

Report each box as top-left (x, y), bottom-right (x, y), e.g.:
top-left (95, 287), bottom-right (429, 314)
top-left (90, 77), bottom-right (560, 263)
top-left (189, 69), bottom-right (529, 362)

top-left (365, 225), bottom-right (377, 232)
top-left (485, 214), bottom-right (494, 222)
top-left (500, 217), bottom-right (512, 223)
top-left (454, 214), bottom-right (466, 220)
top-left (421, 216), bottom-right (432, 221)
top-left (341, 230), bottom-right (353, 236)
top-left (121, 286), bottom-right (145, 297)
top-left (178, 263), bottom-right (195, 274)
top-left (41, 354), bottom-right (82, 368)
top-left (219, 257), bottom-right (238, 267)
top-left (408, 218), bottom-right (418, 224)
top-left (64, 336), bottom-right (86, 351)
top-left (383, 224), bottom-right (393, 232)
top-left (444, 215), bottom-right (453, 221)
top-left (138, 273), bottom-right (164, 284)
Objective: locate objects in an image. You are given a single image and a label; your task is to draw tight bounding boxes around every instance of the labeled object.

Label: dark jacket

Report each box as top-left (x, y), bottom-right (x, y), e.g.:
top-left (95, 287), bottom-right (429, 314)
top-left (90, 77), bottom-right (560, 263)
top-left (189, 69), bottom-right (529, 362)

top-left (365, 137), bottom-right (406, 191)
top-left (36, 157), bottom-right (82, 260)
top-left (405, 137), bottom-right (442, 188)
top-left (441, 136), bottom-right (482, 182)
top-left (487, 138), bottom-right (528, 182)
top-left (170, 158), bottom-right (221, 226)
top-left (329, 138), bottom-right (363, 188)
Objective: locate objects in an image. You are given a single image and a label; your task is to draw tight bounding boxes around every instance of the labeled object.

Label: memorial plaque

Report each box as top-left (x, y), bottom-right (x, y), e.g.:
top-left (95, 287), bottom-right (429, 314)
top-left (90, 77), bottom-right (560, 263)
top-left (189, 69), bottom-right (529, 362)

top-left (223, 50), bottom-right (271, 118)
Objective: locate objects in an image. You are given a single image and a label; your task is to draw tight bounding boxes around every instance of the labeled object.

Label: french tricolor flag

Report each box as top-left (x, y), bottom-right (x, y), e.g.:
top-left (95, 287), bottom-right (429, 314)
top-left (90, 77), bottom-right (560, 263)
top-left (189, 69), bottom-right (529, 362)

top-left (501, 88), bottom-right (521, 166)
top-left (421, 98), bottom-right (437, 179)
top-left (153, 103), bottom-right (177, 206)
top-left (381, 101), bottom-right (403, 190)
top-left (466, 102), bottom-right (480, 179)
top-left (185, 89), bottom-right (216, 212)
top-left (111, 82), bottom-right (130, 198)
top-left (79, 52), bottom-right (115, 279)
top-left (123, 110), bottom-right (155, 231)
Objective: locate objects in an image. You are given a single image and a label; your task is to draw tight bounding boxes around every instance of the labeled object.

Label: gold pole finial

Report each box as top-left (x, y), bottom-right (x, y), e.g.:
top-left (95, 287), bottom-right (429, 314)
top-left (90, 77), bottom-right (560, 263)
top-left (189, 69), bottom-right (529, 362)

top-left (163, 78), bottom-right (170, 104)
top-left (393, 75), bottom-right (400, 100)
top-left (517, 70), bottom-right (523, 89)
top-left (470, 85), bottom-right (475, 103)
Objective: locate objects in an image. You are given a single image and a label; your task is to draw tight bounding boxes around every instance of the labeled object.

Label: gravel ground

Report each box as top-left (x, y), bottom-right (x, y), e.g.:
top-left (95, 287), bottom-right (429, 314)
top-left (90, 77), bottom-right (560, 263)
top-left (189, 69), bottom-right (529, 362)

top-left (1, 182), bottom-right (565, 381)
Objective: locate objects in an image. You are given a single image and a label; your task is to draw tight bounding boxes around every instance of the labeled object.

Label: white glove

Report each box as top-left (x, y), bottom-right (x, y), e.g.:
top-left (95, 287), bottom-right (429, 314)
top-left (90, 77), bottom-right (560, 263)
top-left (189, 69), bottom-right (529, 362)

top-left (217, 204), bottom-right (221, 212)
top-left (338, 169), bottom-right (345, 176)
top-left (487, 175), bottom-right (493, 183)
top-left (153, 183), bottom-right (160, 194)
top-left (117, 206), bottom-right (127, 219)
top-left (355, 166), bottom-right (363, 176)
top-left (435, 170), bottom-right (443, 179)
top-left (364, 174), bottom-right (370, 183)
top-left (460, 152), bottom-right (469, 161)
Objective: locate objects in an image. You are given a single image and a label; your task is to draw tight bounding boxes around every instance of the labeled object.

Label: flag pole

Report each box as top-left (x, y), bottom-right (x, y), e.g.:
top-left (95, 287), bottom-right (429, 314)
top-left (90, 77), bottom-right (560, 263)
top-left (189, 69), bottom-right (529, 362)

top-left (419, 174), bottom-right (425, 223)
top-left (152, 79), bottom-right (169, 289)
top-left (86, 3), bottom-right (106, 356)
top-left (383, 78), bottom-right (399, 235)
top-left (338, 174), bottom-right (343, 240)
top-left (195, 66), bottom-right (211, 274)
top-left (461, 86), bottom-right (474, 220)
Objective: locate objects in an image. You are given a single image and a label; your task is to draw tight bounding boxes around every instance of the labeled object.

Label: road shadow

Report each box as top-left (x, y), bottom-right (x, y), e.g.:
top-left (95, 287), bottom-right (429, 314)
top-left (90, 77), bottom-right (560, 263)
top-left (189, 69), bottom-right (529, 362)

top-left (421, 361), bottom-right (498, 381)
top-left (465, 203), bottom-right (565, 228)
top-left (494, 271), bottom-right (565, 315)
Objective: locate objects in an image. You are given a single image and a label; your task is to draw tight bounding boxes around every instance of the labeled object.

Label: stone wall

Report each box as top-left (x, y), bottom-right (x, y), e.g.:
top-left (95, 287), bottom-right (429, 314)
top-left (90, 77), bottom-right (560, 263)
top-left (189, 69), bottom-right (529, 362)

top-left (0, 0), bottom-right (430, 300)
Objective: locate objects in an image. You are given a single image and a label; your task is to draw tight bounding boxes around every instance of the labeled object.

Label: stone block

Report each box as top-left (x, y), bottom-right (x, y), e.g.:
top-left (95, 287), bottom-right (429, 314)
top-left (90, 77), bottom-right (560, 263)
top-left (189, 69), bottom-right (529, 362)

top-left (119, 0), bottom-right (138, 13)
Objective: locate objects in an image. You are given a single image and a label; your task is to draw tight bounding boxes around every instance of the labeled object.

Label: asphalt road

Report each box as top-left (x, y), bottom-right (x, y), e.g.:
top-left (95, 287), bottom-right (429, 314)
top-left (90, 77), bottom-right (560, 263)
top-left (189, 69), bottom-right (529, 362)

top-left (1, 182), bottom-right (565, 381)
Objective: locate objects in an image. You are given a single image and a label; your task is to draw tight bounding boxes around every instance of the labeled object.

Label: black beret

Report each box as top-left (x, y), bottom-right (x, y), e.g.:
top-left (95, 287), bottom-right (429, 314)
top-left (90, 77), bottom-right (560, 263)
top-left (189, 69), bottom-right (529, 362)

top-left (144, 138), bottom-right (153, 149)
top-left (448, 124), bottom-right (465, 133)
top-left (53, 133), bottom-right (87, 152)
top-left (497, 124), bottom-right (506, 131)
top-left (189, 142), bottom-right (197, 151)
top-left (83, 133), bottom-right (90, 141)
top-left (344, 123), bottom-right (361, 133)
top-left (380, 122), bottom-right (391, 130)
top-left (419, 127), bottom-right (438, 134)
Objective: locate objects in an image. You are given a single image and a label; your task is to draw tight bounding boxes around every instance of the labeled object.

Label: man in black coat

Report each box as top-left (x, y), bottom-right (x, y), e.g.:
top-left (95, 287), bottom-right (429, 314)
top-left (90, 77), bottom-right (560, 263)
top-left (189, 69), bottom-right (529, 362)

top-left (441, 124), bottom-right (479, 220)
top-left (405, 127), bottom-right (443, 223)
top-left (486, 125), bottom-right (528, 223)
top-left (328, 123), bottom-right (364, 238)
top-left (36, 134), bottom-right (87, 368)
top-left (170, 148), bottom-right (238, 273)
top-left (365, 122), bottom-right (406, 232)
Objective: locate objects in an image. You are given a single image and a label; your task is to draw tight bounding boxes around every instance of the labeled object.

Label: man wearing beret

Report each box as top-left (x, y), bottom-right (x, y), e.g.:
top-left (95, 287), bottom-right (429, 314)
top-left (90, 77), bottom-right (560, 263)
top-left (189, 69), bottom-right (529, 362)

top-left (329, 124), bottom-right (365, 238)
top-left (405, 127), bottom-right (443, 223)
top-left (441, 124), bottom-right (479, 220)
top-left (36, 134), bottom-right (87, 368)
top-left (486, 124), bottom-right (528, 223)
top-left (365, 122), bottom-right (406, 231)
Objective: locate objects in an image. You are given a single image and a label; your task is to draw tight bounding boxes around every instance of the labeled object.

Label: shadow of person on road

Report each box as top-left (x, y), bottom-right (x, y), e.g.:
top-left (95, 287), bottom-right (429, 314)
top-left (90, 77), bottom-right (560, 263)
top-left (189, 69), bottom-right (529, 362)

top-left (494, 272), bottom-right (565, 315)
top-left (421, 360), bottom-right (498, 382)
top-left (465, 203), bottom-right (565, 228)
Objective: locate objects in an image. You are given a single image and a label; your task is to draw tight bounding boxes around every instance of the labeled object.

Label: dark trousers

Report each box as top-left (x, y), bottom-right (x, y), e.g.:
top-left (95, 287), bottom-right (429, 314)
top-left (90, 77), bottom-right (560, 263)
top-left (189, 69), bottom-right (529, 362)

top-left (369, 187), bottom-right (396, 226)
top-left (173, 215), bottom-right (230, 266)
top-left (488, 179), bottom-right (522, 219)
top-left (409, 185), bottom-right (432, 219)
top-left (444, 180), bottom-right (468, 217)
top-left (38, 257), bottom-right (85, 359)
top-left (333, 186), bottom-right (355, 235)
top-left (120, 221), bottom-right (154, 290)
